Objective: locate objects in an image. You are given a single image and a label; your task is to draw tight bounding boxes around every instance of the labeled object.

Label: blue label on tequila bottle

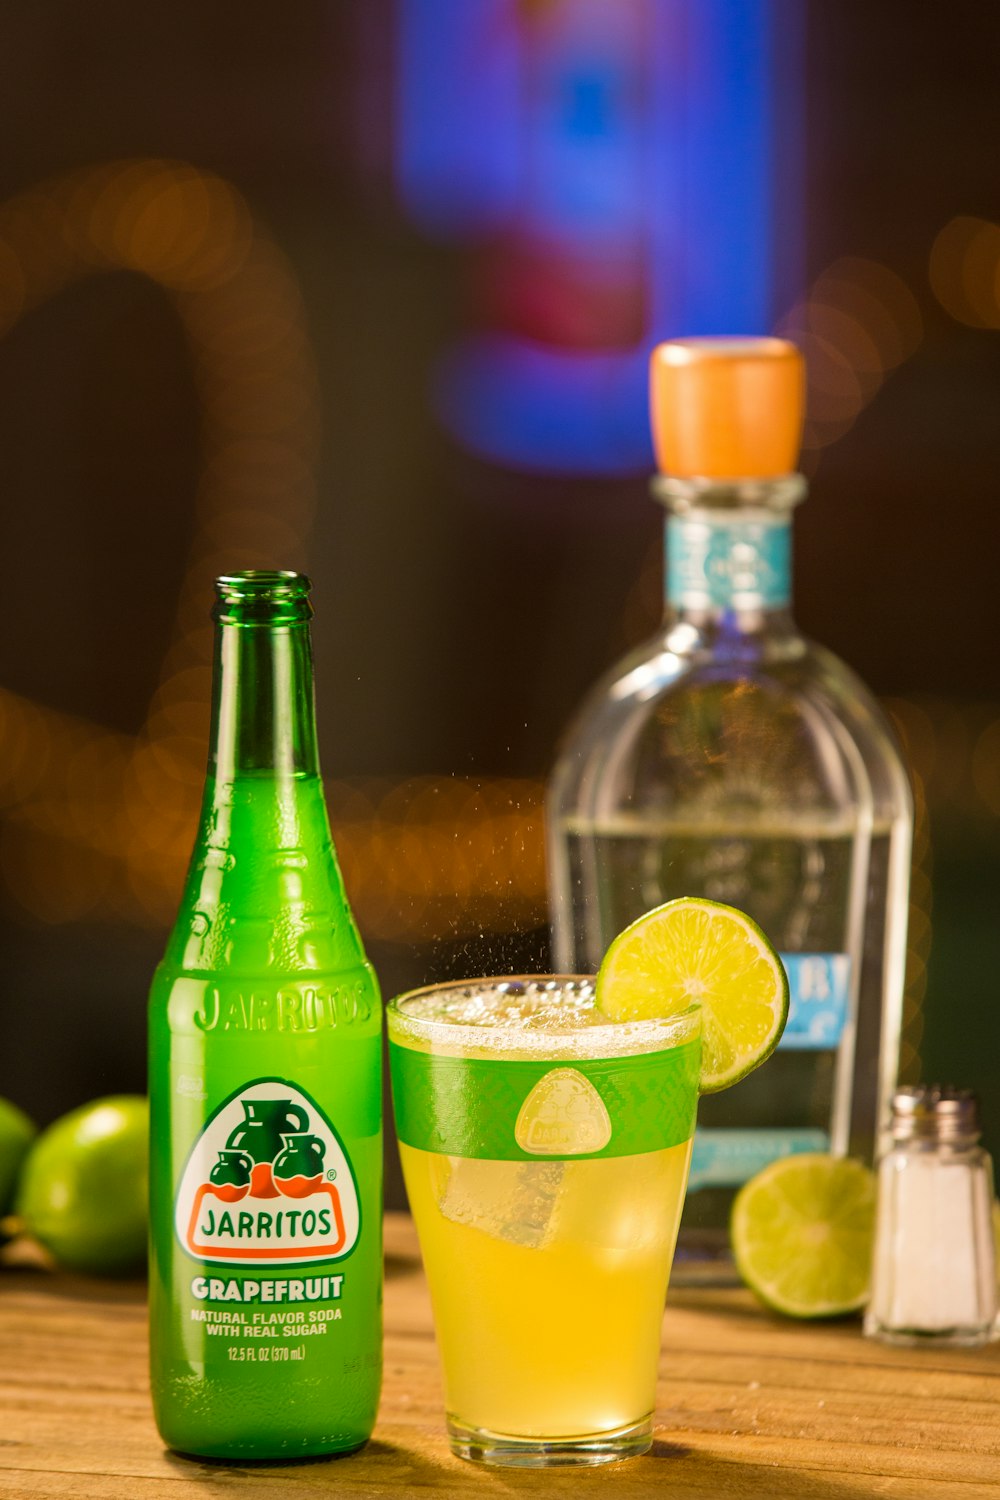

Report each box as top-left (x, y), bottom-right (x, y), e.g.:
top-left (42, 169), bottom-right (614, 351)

top-left (688, 1127), bottom-right (830, 1191)
top-left (777, 953), bottom-right (850, 1049)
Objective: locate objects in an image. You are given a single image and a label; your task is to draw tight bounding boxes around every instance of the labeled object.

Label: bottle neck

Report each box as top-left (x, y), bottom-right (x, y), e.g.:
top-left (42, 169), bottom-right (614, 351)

top-left (656, 474), bottom-right (805, 632)
top-left (165, 574), bottom-right (367, 975)
top-left (210, 619), bottom-right (319, 780)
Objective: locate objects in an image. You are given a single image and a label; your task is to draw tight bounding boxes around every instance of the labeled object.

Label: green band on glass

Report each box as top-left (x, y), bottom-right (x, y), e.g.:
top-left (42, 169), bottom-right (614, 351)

top-left (389, 1039), bottom-right (700, 1161)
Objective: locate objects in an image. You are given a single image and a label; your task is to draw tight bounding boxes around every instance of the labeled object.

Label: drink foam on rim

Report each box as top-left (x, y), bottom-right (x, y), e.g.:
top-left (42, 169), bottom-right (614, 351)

top-left (388, 977), bottom-right (700, 1060)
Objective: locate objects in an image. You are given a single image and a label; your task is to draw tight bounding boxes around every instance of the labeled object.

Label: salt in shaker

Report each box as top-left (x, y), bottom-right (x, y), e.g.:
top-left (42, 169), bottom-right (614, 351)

top-left (865, 1085), bottom-right (997, 1347)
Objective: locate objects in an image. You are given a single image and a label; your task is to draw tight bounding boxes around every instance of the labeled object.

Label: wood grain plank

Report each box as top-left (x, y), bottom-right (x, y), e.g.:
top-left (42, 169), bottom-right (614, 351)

top-left (1, 1214), bottom-right (997, 1498)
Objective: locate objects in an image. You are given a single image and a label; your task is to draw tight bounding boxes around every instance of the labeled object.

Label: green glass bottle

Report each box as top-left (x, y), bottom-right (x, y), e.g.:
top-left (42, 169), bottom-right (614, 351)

top-left (149, 571), bottom-right (382, 1460)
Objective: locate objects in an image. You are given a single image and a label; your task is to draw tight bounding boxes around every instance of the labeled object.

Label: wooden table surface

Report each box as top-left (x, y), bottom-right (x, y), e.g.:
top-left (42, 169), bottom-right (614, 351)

top-left (2, 1213), bottom-right (998, 1499)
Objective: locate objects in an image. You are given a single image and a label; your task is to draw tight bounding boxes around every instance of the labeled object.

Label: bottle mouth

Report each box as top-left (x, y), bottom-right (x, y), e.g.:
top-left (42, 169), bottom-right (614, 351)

top-left (213, 570), bottom-right (312, 625)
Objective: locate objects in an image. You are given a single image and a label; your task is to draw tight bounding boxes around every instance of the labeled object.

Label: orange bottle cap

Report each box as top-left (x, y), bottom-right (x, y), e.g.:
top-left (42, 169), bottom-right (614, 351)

top-left (649, 337), bottom-right (804, 479)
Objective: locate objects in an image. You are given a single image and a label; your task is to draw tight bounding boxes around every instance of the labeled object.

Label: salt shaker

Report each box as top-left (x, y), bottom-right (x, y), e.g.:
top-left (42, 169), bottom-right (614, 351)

top-left (865, 1086), bottom-right (997, 1347)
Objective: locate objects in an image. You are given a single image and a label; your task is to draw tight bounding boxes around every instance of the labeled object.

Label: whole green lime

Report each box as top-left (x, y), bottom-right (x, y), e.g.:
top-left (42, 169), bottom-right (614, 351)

top-left (16, 1096), bottom-right (148, 1276)
top-left (0, 1096), bottom-right (36, 1236)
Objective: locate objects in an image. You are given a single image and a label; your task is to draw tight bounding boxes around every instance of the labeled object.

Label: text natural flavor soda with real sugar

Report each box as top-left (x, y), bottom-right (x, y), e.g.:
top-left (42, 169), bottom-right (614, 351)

top-left (148, 572), bottom-right (382, 1460)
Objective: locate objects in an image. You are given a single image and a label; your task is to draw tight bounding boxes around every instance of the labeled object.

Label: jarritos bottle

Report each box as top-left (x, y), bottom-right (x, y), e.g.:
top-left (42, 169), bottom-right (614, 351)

top-left (149, 571), bottom-right (382, 1459)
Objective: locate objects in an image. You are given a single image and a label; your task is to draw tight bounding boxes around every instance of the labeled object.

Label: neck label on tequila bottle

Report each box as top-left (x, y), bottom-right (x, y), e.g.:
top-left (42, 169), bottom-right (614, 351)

top-left (667, 513), bottom-right (791, 611)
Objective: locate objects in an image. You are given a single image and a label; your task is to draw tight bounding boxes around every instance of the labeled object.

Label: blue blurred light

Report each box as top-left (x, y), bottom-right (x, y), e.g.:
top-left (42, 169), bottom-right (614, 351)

top-left (663, 0), bottom-right (774, 334)
top-left (395, 0), bottom-right (520, 236)
top-left (436, 340), bottom-right (649, 477)
top-left (394, 0), bottom-right (802, 475)
top-left (524, 3), bottom-right (647, 248)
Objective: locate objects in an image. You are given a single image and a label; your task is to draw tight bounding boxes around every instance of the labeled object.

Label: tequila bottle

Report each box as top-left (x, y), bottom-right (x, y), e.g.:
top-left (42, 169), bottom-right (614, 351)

top-left (547, 339), bottom-right (913, 1276)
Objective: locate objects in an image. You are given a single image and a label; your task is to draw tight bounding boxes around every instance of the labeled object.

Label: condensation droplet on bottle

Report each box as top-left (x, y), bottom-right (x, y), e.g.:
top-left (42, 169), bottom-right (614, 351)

top-left (297, 933), bottom-right (321, 967)
top-left (238, 922), bottom-right (274, 969)
top-left (192, 911), bottom-right (211, 937)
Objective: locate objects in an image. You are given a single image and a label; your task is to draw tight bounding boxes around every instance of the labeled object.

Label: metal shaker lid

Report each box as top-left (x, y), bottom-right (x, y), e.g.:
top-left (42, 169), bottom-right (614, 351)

top-left (890, 1085), bottom-right (980, 1144)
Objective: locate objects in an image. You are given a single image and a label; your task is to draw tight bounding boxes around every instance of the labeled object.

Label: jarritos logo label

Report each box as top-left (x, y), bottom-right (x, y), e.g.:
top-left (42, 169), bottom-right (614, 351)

top-left (175, 1079), bottom-right (360, 1266)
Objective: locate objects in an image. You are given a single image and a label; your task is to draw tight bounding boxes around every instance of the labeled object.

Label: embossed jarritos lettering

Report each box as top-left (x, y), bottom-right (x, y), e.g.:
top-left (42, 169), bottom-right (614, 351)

top-left (515, 1068), bottom-right (612, 1155)
top-left (193, 984), bottom-right (372, 1033)
top-left (175, 1079), bottom-right (360, 1266)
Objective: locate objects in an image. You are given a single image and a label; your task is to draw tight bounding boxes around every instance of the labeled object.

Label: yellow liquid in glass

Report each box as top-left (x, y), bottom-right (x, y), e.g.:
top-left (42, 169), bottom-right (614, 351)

top-left (401, 1137), bottom-right (692, 1438)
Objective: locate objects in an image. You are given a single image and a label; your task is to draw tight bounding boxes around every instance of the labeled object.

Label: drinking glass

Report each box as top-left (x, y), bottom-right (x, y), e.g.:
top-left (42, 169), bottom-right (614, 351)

top-left (388, 976), bottom-right (700, 1467)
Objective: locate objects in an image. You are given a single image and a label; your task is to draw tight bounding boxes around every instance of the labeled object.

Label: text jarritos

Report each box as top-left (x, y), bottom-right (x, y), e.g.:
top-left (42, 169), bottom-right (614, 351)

top-left (175, 1079), bottom-right (360, 1266)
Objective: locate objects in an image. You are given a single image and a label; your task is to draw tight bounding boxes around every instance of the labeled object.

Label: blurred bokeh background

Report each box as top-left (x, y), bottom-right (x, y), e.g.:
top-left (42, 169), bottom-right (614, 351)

top-left (0, 1), bottom-right (998, 1208)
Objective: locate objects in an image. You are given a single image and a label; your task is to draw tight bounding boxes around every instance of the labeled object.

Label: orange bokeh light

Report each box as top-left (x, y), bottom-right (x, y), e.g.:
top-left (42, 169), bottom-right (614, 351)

top-left (777, 256), bottom-right (922, 456)
top-left (930, 215), bottom-right (1000, 329)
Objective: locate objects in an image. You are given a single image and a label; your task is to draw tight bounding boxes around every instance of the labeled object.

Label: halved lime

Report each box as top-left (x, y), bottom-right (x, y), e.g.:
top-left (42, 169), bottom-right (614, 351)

top-left (731, 1153), bottom-right (876, 1318)
top-left (595, 897), bottom-right (788, 1092)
